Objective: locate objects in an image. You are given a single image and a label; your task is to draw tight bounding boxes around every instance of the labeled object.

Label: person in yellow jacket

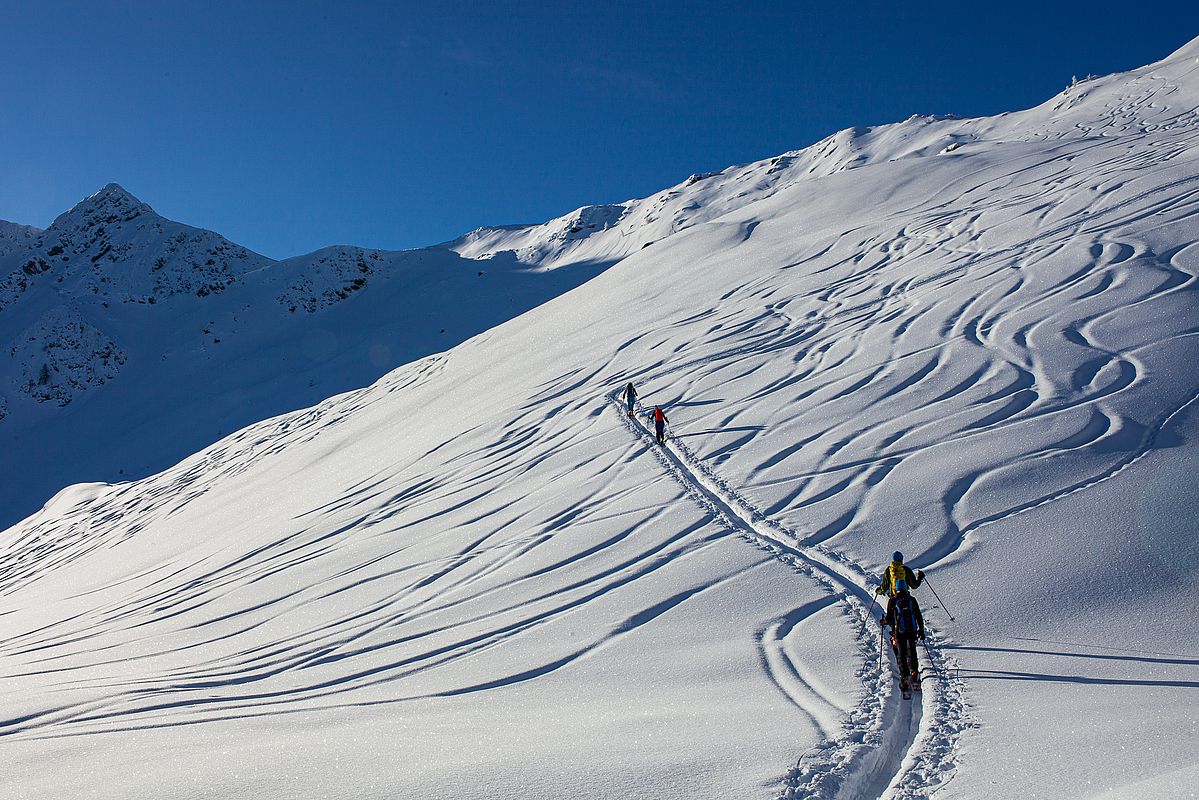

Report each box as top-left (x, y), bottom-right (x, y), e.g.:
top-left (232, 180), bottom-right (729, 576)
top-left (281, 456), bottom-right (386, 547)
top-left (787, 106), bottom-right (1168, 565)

top-left (874, 551), bottom-right (925, 597)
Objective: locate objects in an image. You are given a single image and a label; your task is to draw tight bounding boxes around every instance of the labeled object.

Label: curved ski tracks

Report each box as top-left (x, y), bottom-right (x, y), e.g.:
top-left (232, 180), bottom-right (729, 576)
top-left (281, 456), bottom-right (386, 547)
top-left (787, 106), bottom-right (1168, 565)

top-left (611, 393), bottom-right (969, 800)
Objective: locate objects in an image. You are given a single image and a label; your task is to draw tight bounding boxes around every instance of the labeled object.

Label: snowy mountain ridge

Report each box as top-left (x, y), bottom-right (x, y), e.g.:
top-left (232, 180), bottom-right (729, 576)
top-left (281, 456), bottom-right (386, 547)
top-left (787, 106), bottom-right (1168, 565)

top-left (0, 183), bottom-right (615, 528)
top-left (0, 220), bottom-right (40, 261)
top-left (452, 39), bottom-right (1199, 273)
top-left (1, 183), bottom-right (271, 310)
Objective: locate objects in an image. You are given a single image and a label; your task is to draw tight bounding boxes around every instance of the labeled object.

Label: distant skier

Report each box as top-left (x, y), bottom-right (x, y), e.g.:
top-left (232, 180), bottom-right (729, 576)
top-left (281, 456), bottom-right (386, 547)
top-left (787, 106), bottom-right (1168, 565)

top-left (650, 406), bottom-right (669, 445)
top-left (622, 382), bottom-right (638, 418)
top-left (874, 551), bottom-right (924, 598)
top-left (880, 579), bottom-right (926, 694)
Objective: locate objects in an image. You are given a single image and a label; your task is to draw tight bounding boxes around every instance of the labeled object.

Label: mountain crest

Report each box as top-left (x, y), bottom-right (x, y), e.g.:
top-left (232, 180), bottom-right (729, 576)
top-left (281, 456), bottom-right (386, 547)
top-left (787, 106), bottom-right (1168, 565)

top-left (89, 181), bottom-right (144, 203)
top-left (13, 183), bottom-right (274, 305)
top-left (52, 182), bottom-right (155, 232)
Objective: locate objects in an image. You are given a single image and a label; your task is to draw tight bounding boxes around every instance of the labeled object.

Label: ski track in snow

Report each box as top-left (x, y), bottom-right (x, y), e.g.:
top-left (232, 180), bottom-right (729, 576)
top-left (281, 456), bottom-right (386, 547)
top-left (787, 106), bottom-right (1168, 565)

top-left (0, 352), bottom-right (788, 750)
top-left (611, 394), bottom-right (969, 800)
top-left (589, 97), bottom-right (1199, 797)
top-left (622, 117), bottom-right (1199, 577)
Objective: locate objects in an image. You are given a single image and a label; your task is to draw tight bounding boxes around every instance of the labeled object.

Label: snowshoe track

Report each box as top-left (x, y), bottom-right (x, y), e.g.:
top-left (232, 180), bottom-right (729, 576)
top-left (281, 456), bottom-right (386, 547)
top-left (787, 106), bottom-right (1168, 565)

top-left (612, 393), bottom-right (969, 799)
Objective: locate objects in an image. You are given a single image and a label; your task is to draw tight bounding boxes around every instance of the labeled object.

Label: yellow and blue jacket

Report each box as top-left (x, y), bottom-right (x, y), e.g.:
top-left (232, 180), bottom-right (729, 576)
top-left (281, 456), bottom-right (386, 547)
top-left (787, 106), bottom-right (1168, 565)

top-left (874, 560), bottom-right (923, 597)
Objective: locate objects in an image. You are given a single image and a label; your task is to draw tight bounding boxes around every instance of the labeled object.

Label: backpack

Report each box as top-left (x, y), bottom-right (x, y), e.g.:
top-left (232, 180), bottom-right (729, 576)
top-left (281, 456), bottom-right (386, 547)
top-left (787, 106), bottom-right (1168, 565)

top-left (894, 595), bottom-right (919, 635)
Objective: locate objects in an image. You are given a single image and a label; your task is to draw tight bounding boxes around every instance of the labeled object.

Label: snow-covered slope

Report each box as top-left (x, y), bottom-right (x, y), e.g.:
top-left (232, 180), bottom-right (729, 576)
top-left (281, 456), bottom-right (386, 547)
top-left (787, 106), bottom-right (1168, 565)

top-left (451, 37), bottom-right (1199, 274)
top-left (2, 38), bottom-right (1198, 800)
top-left (0, 186), bottom-right (614, 528)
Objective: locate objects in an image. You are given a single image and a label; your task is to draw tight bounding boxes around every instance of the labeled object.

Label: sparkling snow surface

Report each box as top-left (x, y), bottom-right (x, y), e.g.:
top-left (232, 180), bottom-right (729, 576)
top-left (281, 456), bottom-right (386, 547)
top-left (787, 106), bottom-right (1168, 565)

top-left (2, 39), bottom-right (1198, 800)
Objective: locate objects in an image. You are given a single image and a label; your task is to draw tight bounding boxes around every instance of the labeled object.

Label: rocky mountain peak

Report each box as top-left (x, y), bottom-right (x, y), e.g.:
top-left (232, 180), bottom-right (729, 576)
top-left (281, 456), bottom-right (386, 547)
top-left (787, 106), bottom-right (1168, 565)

top-left (48, 182), bottom-right (155, 235)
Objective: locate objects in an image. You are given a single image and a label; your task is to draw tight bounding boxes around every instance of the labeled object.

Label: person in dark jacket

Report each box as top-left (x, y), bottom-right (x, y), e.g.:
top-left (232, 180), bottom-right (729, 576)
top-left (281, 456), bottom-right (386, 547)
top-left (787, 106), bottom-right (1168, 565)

top-left (874, 551), bottom-right (925, 598)
top-left (881, 579), bottom-right (926, 691)
top-left (621, 382), bottom-right (638, 418)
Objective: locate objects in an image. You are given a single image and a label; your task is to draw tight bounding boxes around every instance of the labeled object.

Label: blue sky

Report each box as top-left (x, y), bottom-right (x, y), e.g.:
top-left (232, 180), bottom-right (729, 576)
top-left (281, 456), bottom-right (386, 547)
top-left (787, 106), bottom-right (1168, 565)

top-left (1, 1), bottom-right (1193, 258)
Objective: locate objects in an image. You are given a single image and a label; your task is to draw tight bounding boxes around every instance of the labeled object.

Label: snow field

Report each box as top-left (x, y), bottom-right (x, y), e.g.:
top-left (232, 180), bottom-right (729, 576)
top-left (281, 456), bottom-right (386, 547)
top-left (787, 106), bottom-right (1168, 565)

top-left (2, 36), bottom-right (1199, 800)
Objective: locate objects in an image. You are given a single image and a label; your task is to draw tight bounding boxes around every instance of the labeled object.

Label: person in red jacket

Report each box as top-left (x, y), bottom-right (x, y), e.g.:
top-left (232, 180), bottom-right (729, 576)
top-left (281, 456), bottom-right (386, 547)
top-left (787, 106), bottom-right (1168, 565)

top-left (651, 406), bottom-right (669, 445)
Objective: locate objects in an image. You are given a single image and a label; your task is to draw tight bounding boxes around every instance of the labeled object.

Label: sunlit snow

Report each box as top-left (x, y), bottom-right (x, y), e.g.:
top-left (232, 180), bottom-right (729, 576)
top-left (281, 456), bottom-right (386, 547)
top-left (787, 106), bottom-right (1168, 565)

top-left (2, 37), bottom-right (1197, 800)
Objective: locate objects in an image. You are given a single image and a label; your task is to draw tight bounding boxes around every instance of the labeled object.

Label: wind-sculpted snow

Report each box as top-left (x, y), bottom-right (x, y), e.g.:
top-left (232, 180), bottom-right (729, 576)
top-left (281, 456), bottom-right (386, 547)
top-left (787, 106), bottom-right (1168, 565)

top-left (2, 37), bottom-right (1199, 800)
top-left (612, 394), bottom-right (971, 799)
top-left (0, 350), bottom-right (835, 798)
top-left (647, 141), bottom-right (1199, 575)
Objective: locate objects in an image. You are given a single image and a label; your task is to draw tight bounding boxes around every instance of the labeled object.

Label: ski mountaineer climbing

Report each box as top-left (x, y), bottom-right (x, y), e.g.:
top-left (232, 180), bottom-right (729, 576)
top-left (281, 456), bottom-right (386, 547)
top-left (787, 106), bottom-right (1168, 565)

top-left (874, 551), bottom-right (925, 598)
top-left (622, 382), bottom-right (638, 418)
top-left (880, 579), bottom-right (926, 695)
top-left (651, 406), bottom-right (669, 445)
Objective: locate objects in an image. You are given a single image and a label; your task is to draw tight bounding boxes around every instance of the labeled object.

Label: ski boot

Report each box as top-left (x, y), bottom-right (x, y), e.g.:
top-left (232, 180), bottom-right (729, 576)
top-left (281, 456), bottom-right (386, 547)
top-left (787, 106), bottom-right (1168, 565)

top-left (911, 671), bottom-right (922, 692)
top-left (899, 676), bottom-right (912, 700)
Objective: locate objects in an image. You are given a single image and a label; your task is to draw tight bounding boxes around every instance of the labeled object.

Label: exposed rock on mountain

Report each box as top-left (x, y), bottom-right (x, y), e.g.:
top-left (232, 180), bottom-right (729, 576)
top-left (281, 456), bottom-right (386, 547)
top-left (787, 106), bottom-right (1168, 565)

top-left (10, 306), bottom-right (126, 406)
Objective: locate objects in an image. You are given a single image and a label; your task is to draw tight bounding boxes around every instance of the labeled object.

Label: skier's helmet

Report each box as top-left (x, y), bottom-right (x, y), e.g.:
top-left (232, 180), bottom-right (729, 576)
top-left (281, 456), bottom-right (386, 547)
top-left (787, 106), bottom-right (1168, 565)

top-left (892, 551), bottom-right (903, 563)
top-left (895, 579), bottom-right (908, 592)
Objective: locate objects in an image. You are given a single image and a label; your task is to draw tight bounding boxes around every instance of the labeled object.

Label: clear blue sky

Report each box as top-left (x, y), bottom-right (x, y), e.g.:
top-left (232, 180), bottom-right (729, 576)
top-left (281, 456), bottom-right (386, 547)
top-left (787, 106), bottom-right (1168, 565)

top-left (1, 1), bottom-right (1193, 258)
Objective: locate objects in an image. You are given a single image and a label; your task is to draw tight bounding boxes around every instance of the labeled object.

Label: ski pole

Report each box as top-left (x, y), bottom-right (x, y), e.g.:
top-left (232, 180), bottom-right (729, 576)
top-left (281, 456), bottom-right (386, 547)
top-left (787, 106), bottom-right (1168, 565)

top-left (920, 628), bottom-right (940, 681)
top-left (921, 636), bottom-right (940, 678)
top-left (864, 592), bottom-right (879, 634)
top-left (922, 573), bottom-right (956, 622)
